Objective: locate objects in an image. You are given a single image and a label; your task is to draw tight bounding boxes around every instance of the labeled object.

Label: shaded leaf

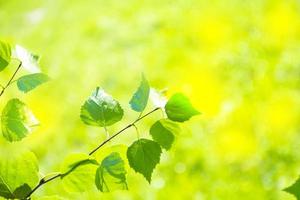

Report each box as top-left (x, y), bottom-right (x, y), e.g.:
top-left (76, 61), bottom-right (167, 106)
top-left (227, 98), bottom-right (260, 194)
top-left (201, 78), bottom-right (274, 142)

top-left (284, 177), bottom-right (300, 200)
top-left (80, 87), bottom-right (123, 127)
top-left (61, 153), bottom-right (98, 192)
top-left (127, 139), bottom-right (161, 183)
top-left (13, 45), bottom-right (40, 73)
top-left (129, 74), bottom-right (150, 112)
top-left (1, 98), bottom-right (39, 142)
top-left (165, 93), bottom-right (200, 122)
top-left (95, 152), bottom-right (128, 192)
top-left (150, 119), bottom-right (180, 150)
top-left (0, 41), bottom-right (11, 71)
top-left (0, 145), bottom-right (39, 199)
top-left (17, 73), bottom-right (50, 93)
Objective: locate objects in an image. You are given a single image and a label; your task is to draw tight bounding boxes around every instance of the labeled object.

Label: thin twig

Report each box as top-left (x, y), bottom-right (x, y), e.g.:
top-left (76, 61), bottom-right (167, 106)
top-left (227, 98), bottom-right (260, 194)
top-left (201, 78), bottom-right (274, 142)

top-left (0, 61), bottom-right (22, 98)
top-left (26, 107), bottom-right (160, 199)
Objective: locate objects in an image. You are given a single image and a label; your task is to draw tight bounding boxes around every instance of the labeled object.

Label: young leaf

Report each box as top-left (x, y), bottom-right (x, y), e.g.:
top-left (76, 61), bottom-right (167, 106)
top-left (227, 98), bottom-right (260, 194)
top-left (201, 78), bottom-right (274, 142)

top-left (0, 41), bottom-right (11, 71)
top-left (165, 93), bottom-right (200, 122)
top-left (127, 139), bottom-right (162, 183)
top-left (17, 73), bottom-right (50, 93)
top-left (150, 88), bottom-right (167, 108)
top-left (284, 177), bottom-right (300, 200)
top-left (1, 98), bottom-right (39, 142)
top-left (61, 153), bottom-right (98, 192)
top-left (150, 119), bottom-right (180, 150)
top-left (95, 152), bottom-right (128, 192)
top-left (13, 45), bottom-right (41, 73)
top-left (129, 74), bottom-right (150, 112)
top-left (0, 145), bottom-right (39, 199)
top-left (80, 87), bottom-right (123, 127)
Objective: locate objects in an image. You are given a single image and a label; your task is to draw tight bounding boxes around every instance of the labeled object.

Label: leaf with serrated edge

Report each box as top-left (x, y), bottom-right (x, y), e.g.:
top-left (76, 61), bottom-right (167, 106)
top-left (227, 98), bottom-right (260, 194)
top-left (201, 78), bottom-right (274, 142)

top-left (129, 74), bottom-right (150, 112)
top-left (1, 98), bottom-right (39, 142)
top-left (17, 73), bottom-right (50, 93)
top-left (0, 41), bottom-right (11, 71)
top-left (60, 153), bottom-right (98, 192)
top-left (165, 93), bottom-right (200, 122)
top-left (80, 87), bottom-right (123, 127)
top-left (0, 145), bottom-right (39, 199)
top-left (95, 152), bottom-right (128, 192)
top-left (127, 139), bottom-right (161, 183)
top-left (150, 119), bottom-right (180, 150)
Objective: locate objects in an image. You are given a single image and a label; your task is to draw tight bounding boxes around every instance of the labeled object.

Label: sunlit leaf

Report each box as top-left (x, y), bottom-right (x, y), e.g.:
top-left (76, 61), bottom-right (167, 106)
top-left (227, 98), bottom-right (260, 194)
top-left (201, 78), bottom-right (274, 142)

top-left (61, 153), bottom-right (98, 192)
top-left (1, 98), bottom-right (39, 142)
top-left (150, 88), bottom-right (167, 108)
top-left (165, 93), bottom-right (200, 122)
top-left (95, 152), bottom-right (128, 192)
top-left (0, 145), bottom-right (39, 199)
top-left (150, 119), bottom-right (180, 150)
top-left (13, 45), bottom-right (40, 73)
top-left (129, 74), bottom-right (150, 112)
top-left (17, 73), bottom-right (50, 93)
top-left (80, 87), bottom-right (123, 127)
top-left (284, 177), bottom-right (300, 200)
top-left (127, 139), bottom-right (161, 183)
top-left (0, 41), bottom-right (11, 71)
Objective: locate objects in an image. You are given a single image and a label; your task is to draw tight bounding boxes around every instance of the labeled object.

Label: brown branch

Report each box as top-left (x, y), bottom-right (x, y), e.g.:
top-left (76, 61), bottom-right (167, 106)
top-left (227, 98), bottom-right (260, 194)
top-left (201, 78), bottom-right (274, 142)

top-left (0, 61), bottom-right (22, 98)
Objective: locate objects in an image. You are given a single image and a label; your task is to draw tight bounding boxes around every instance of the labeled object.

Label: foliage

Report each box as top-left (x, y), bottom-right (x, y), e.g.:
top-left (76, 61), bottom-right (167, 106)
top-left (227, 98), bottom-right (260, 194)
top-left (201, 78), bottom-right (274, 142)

top-left (0, 41), bottom-right (199, 199)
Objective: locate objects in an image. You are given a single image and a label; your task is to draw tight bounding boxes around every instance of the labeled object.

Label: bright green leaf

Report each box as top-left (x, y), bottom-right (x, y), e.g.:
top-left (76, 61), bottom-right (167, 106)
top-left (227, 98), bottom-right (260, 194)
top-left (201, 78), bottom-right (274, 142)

top-left (150, 119), bottom-right (180, 150)
top-left (284, 177), bottom-right (300, 200)
top-left (1, 98), bottom-right (39, 142)
top-left (95, 152), bottom-right (128, 192)
top-left (0, 145), bottom-right (39, 199)
top-left (17, 73), bottom-right (50, 93)
top-left (0, 41), bottom-right (11, 71)
top-left (165, 93), bottom-right (200, 122)
top-left (61, 153), bottom-right (98, 192)
top-left (13, 45), bottom-right (40, 73)
top-left (127, 139), bottom-right (162, 183)
top-left (80, 87), bottom-right (123, 127)
top-left (129, 74), bottom-right (150, 112)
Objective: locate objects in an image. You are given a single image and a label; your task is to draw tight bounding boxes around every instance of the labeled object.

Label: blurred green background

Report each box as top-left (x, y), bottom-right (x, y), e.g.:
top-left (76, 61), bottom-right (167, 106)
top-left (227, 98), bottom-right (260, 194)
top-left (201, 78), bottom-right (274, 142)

top-left (1, 0), bottom-right (300, 199)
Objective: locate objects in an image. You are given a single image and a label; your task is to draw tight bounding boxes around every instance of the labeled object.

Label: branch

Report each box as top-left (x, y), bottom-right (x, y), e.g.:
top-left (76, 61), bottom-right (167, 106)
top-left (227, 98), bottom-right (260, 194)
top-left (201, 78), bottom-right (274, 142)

top-left (0, 61), bottom-right (22, 98)
top-left (25, 107), bottom-right (160, 199)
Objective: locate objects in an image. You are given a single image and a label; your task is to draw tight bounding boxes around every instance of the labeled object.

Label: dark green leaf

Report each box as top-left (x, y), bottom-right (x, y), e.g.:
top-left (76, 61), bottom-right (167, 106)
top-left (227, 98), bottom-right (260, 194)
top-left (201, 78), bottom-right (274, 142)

top-left (1, 98), bottom-right (39, 142)
top-left (127, 139), bottom-right (161, 183)
top-left (95, 152), bottom-right (128, 192)
top-left (284, 177), bottom-right (300, 200)
top-left (165, 93), bottom-right (200, 122)
top-left (80, 87), bottom-right (123, 127)
top-left (129, 74), bottom-right (150, 112)
top-left (0, 145), bottom-right (39, 199)
top-left (0, 41), bottom-right (11, 71)
top-left (150, 119), bottom-right (180, 150)
top-left (61, 153), bottom-right (98, 192)
top-left (17, 73), bottom-right (50, 93)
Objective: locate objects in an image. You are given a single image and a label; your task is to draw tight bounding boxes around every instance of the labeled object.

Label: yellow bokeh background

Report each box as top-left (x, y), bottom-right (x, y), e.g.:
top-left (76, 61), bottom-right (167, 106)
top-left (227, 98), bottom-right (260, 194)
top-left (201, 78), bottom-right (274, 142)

top-left (1, 0), bottom-right (300, 199)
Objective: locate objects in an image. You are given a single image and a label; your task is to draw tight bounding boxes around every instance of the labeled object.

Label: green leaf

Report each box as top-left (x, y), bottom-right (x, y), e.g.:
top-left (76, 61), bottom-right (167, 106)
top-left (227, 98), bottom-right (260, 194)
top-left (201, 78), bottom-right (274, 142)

top-left (165, 93), bottom-right (200, 122)
top-left (0, 145), bottom-right (39, 199)
top-left (129, 74), bottom-right (150, 112)
top-left (80, 87), bottom-right (123, 127)
top-left (0, 41), bottom-right (11, 71)
top-left (17, 73), bottom-right (50, 93)
top-left (127, 139), bottom-right (162, 183)
top-left (1, 98), bottom-right (39, 142)
top-left (61, 153), bottom-right (98, 192)
top-left (284, 177), bottom-right (300, 200)
top-left (13, 45), bottom-right (40, 73)
top-left (95, 152), bottom-right (128, 192)
top-left (150, 119), bottom-right (180, 150)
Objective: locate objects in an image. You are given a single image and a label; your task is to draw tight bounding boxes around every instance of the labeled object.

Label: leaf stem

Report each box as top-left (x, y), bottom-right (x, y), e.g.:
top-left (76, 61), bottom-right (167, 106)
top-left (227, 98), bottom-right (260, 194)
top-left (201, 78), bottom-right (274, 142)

top-left (0, 61), bottom-right (22, 98)
top-left (26, 107), bottom-right (160, 199)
